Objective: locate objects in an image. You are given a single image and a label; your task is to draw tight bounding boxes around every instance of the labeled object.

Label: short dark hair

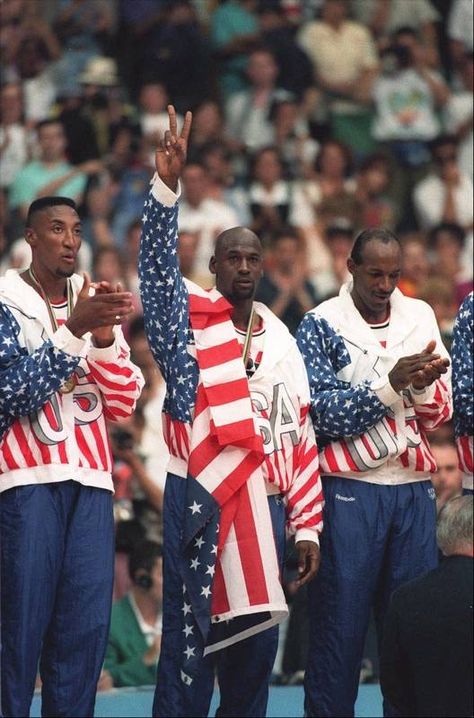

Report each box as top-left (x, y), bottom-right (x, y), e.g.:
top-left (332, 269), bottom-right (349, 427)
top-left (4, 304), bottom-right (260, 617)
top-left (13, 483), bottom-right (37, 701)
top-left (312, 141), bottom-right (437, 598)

top-left (350, 228), bottom-right (400, 265)
top-left (36, 118), bottom-right (63, 133)
top-left (26, 196), bottom-right (77, 227)
top-left (128, 540), bottom-right (163, 580)
top-left (428, 222), bottom-right (465, 250)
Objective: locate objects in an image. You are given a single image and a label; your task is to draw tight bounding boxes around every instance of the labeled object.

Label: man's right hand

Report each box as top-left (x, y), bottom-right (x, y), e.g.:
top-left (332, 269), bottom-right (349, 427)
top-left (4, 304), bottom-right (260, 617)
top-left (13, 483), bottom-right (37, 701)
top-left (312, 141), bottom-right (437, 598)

top-left (388, 341), bottom-right (445, 393)
top-left (154, 105), bottom-right (192, 192)
top-left (66, 272), bottom-right (134, 338)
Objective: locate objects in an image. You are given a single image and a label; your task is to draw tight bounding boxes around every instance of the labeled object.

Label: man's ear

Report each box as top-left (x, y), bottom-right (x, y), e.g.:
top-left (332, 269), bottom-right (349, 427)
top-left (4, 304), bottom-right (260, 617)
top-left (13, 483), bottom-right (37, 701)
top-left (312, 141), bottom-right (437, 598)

top-left (209, 255), bottom-right (217, 276)
top-left (347, 257), bottom-right (355, 276)
top-left (24, 228), bottom-right (37, 247)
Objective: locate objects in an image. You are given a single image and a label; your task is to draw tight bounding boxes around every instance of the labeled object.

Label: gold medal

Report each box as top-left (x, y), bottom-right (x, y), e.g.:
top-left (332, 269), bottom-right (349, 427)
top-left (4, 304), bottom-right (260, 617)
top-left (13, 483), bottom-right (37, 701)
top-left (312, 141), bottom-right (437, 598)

top-left (59, 375), bottom-right (77, 394)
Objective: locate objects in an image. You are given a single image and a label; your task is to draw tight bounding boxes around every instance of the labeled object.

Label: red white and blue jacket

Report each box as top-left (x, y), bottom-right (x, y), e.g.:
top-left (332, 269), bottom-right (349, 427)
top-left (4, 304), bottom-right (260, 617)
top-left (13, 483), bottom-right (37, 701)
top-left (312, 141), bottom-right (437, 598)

top-left (452, 291), bottom-right (473, 490)
top-left (297, 284), bottom-right (452, 484)
top-left (0, 270), bottom-right (144, 493)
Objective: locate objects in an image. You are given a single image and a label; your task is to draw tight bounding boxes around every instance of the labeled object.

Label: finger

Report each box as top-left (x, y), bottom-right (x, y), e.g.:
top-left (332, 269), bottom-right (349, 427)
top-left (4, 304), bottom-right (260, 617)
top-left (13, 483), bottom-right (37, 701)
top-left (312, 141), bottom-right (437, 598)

top-left (181, 110), bottom-right (193, 142)
top-left (423, 340), bottom-right (436, 354)
top-left (168, 104), bottom-right (177, 137)
top-left (116, 282), bottom-right (123, 293)
top-left (163, 130), bottom-right (173, 152)
top-left (297, 552), bottom-right (319, 587)
top-left (79, 271), bottom-right (91, 298)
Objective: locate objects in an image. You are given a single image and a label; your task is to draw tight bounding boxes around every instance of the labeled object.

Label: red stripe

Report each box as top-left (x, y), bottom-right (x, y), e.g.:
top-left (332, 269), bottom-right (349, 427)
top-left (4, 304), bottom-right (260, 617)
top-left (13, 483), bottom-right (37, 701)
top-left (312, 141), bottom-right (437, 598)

top-left (212, 452), bottom-right (263, 506)
top-left (58, 439), bottom-right (68, 464)
top-left (234, 486), bottom-right (270, 604)
top-left (90, 421), bottom-right (109, 468)
top-left (12, 423), bottom-right (36, 467)
top-left (211, 559), bottom-right (230, 615)
top-left (361, 434), bottom-right (377, 460)
top-left (340, 441), bottom-right (358, 472)
top-left (205, 378), bottom-right (250, 407)
top-left (322, 444), bottom-right (339, 472)
top-left (197, 340), bottom-right (241, 369)
top-left (1, 435), bottom-right (20, 470)
top-left (210, 418), bottom-right (263, 448)
top-left (75, 426), bottom-right (98, 469)
top-left (88, 366), bottom-right (138, 393)
top-left (89, 361), bottom-right (133, 378)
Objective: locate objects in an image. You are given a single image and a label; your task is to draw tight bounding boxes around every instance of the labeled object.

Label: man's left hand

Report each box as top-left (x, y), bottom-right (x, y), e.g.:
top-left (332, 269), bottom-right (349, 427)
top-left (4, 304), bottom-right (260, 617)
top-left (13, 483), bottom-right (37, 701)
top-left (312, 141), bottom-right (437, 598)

top-left (295, 540), bottom-right (321, 588)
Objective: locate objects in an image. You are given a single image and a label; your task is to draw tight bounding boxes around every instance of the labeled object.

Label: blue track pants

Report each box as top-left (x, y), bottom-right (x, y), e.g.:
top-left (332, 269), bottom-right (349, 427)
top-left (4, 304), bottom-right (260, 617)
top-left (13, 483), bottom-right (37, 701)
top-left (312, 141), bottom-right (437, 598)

top-left (153, 473), bottom-right (286, 718)
top-left (304, 477), bottom-right (438, 718)
top-left (0, 481), bottom-right (114, 717)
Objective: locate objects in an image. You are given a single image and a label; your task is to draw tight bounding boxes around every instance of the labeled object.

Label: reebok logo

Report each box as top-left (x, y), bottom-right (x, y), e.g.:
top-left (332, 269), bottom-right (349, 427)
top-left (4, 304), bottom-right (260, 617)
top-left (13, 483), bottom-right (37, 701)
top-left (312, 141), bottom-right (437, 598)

top-left (335, 493), bottom-right (356, 502)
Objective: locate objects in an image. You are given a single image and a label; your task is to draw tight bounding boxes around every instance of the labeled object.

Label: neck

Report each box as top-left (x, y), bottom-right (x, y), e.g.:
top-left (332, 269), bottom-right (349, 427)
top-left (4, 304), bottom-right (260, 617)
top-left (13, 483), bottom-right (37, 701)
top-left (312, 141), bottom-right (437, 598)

top-left (132, 588), bottom-right (160, 623)
top-left (231, 301), bottom-right (254, 329)
top-left (351, 288), bottom-right (389, 324)
top-left (27, 263), bottom-right (68, 301)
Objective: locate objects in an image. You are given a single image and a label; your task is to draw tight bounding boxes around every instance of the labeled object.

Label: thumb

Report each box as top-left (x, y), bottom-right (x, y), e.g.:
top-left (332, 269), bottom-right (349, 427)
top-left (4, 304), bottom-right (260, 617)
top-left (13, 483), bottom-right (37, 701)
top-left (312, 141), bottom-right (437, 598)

top-left (78, 271), bottom-right (91, 299)
top-left (424, 340), bottom-right (436, 354)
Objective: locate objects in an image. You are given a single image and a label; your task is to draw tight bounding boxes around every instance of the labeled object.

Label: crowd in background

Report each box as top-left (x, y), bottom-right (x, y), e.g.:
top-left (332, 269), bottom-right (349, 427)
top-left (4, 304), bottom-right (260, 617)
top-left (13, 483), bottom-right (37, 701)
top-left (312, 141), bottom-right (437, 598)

top-left (1, 0), bottom-right (473, 689)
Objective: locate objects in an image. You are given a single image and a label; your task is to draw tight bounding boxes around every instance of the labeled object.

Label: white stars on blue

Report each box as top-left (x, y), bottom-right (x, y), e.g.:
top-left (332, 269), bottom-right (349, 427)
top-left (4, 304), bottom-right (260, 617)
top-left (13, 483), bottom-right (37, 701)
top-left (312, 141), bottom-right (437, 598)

top-left (452, 292), bottom-right (473, 439)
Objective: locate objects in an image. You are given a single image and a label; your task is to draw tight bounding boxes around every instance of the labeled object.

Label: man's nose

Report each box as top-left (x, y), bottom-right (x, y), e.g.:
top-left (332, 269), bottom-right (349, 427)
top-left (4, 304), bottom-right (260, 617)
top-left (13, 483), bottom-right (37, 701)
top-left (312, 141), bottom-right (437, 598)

top-left (239, 258), bottom-right (250, 272)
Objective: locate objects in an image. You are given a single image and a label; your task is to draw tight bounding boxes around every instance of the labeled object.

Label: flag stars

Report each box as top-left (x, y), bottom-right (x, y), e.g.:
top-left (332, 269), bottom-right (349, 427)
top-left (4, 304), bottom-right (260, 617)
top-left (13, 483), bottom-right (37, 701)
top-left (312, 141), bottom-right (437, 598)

top-left (189, 501), bottom-right (202, 515)
top-left (184, 645), bottom-right (196, 660)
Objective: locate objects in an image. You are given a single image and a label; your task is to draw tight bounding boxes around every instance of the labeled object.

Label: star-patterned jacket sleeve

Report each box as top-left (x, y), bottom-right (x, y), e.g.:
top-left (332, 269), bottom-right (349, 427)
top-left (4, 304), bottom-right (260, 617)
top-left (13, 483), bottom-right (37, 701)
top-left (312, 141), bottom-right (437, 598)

top-left (138, 179), bottom-right (194, 393)
top-left (0, 303), bottom-right (82, 434)
top-left (452, 292), bottom-right (473, 439)
top-left (296, 313), bottom-right (390, 438)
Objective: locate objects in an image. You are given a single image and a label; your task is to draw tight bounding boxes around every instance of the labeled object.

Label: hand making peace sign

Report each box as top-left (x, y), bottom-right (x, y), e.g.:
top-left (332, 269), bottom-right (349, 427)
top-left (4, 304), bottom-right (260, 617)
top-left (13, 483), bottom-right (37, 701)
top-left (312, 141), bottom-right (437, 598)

top-left (154, 105), bottom-right (193, 192)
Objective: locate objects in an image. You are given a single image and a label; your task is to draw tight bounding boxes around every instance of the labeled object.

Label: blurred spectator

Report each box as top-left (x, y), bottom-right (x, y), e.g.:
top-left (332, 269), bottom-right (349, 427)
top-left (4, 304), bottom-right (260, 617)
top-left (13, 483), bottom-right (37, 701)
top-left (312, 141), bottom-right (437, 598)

top-left (431, 441), bottom-right (463, 511)
top-left (413, 135), bottom-right (474, 255)
top-left (447, 0), bottom-right (473, 87)
top-left (138, 82), bottom-right (182, 168)
top-left (272, 97), bottom-right (320, 180)
top-left (8, 119), bottom-right (101, 225)
top-left (355, 153), bottom-right (397, 229)
top-left (78, 56), bottom-right (138, 158)
top-left (177, 161), bottom-right (240, 280)
top-left (444, 51), bottom-right (473, 180)
top-left (297, 0), bottom-right (379, 156)
top-left (257, 2), bottom-right (314, 102)
top-left (418, 276), bottom-right (457, 350)
top-left (254, 227), bottom-right (319, 335)
top-left (54, 87), bottom-right (101, 164)
top-left (188, 100), bottom-right (226, 159)
top-left (225, 47), bottom-right (292, 153)
top-left (92, 246), bottom-right (126, 287)
top-left (398, 232), bottom-right (430, 298)
top-left (113, 519), bottom-right (147, 602)
top-left (81, 174), bottom-right (117, 250)
top-left (297, 139), bottom-right (356, 226)
top-left (210, 0), bottom-right (260, 100)
top-left (2, 0), bottom-right (62, 125)
top-left (102, 540), bottom-right (163, 688)
top-left (246, 146), bottom-right (311, 243)
top-left (142, 1), bottom-right (212, 114)
top-left (123, 218), bottom-right (143, 299)
top-left (311, 217), bottom-right (353, 299)
top-left (177, 229), bottom-right (200, 281)
top-left (352, 0), bottom-right (441, 68)
top-left (198, 141), bottom-right (250, 225)
top-left (110, 138), bottom-right (151, 247)
top-left (0, 82), bottom-right (31, 191)
top-left (427, 222), bottom-right (473, 307)
top-left (371, 28), bottom-right (449, 229)
top-left (53, 0), bottom-right (114, 96)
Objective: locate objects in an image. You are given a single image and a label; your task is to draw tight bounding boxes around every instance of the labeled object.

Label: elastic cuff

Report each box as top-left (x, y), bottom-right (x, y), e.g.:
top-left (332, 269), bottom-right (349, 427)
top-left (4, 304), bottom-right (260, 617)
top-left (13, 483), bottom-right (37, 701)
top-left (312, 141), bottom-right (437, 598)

top-left (295, 528), bottom-right (320, 546)
top-left (150, 174), bottom-right (181, 206)
top-left (52, 324), bottom-right (86, 356)
top-left (409, 382), bottom-right (436, 404)
top-left (371, 375), bottom-right (401, 406)
top-left (88, 339), bottom-right (119, 362)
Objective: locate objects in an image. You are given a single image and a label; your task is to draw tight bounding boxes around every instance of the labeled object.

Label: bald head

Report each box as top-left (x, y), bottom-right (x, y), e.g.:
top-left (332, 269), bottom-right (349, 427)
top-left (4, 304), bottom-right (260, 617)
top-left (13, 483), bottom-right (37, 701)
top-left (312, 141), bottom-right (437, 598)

top-left (214, 227), bottom-right (262, 259)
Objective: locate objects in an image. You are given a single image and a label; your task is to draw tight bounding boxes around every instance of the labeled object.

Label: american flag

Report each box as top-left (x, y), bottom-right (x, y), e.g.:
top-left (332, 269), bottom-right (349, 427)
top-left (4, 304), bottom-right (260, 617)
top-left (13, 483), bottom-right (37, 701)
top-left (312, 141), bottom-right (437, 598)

top-left (452, 292), bottom-right (473, 477)
top-left (139, 185), bottom-right (322, 686)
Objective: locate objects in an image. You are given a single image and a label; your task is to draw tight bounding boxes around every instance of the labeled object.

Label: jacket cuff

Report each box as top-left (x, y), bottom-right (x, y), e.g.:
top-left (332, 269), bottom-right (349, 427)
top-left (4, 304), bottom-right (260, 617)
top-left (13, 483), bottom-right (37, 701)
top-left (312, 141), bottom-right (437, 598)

top-left (409, 382), bottom-right (436, 404)
top-left (370, 375), bottom-right (401, 406)
top-left (88, 338), bottom-right (120, 362)
top-left (295, 527), bottom-right (320, 546)
top-left (52, 324), bottom-right (86, 356)
top-left (150, 174), bottom-right (181, 206)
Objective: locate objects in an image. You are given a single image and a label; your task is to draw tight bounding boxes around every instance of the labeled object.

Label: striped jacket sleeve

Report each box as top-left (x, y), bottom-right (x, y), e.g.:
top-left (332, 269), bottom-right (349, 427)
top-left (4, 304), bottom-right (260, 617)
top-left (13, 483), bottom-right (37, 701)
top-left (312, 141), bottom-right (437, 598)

top-left (86, 331), bottom-right (144, 422)
top-left (286, 407), bottom-right (324, 541)
top-left (296, 313), bottom-right (389, 437)
top-left (0, 303), bottom-right (82, 435)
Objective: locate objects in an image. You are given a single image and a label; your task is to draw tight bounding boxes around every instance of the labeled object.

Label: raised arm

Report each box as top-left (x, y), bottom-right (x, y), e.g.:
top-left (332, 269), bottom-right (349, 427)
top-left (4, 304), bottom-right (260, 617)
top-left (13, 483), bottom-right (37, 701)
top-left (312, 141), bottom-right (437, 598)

top-left (138, 106), bottom-right (196, 383)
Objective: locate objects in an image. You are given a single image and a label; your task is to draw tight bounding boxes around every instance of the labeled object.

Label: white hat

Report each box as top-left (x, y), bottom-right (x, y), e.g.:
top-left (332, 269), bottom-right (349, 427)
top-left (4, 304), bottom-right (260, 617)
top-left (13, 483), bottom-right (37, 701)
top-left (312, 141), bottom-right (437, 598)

top-left (79, 57), bottom-right (119, 87)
